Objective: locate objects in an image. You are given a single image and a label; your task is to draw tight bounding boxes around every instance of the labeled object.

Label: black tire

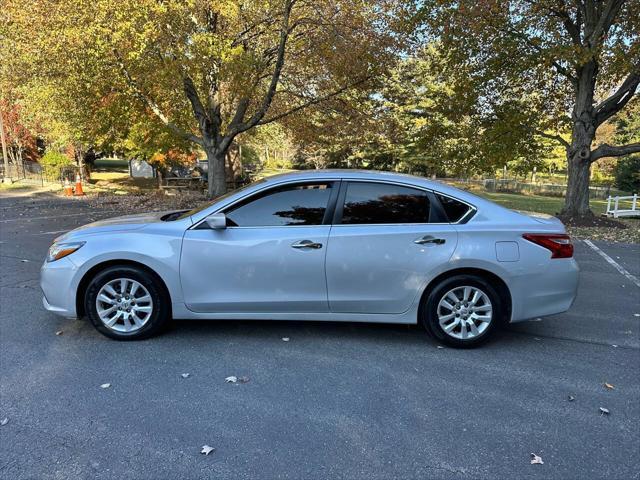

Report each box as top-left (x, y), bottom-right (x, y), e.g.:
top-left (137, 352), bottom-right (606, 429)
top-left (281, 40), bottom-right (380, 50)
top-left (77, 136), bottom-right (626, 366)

top-left (421, 274), bottom-right (503, 348)
top-left (84, 265), bottom-right (170, 340)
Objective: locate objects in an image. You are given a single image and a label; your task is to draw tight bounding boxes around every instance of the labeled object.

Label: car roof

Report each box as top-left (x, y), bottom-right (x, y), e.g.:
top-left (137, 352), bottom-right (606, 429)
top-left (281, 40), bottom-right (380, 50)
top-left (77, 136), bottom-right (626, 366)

top-left (189, 169), bottom-right (521, 225)
top-left (260, 169), bottom-right (487, 206)
top-left (263, 169), bottom-right (426, 183)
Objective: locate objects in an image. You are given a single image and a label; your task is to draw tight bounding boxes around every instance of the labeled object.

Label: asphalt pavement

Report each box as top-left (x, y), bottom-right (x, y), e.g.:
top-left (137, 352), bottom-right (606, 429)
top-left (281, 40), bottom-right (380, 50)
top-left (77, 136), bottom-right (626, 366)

top-left (1, 191), bottom-right (639, 480)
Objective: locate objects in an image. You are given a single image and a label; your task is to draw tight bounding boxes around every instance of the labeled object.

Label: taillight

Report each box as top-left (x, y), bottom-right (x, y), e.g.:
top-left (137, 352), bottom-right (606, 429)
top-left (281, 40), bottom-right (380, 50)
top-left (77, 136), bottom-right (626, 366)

top-left (523, 233), bottom-right (574, 259)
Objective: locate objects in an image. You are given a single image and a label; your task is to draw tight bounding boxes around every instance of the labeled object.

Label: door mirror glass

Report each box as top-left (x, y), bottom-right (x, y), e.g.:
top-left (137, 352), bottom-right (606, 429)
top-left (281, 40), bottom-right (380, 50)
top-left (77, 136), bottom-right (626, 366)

top-left (204, 213), bottom-right (227, 229)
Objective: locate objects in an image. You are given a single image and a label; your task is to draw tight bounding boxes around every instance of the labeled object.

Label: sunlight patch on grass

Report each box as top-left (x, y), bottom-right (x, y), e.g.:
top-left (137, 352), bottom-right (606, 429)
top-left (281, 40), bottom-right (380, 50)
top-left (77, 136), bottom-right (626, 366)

top-left (476, 191), bottom-right (608, 216)
top-left (254, 167), bottom-right (298, 179)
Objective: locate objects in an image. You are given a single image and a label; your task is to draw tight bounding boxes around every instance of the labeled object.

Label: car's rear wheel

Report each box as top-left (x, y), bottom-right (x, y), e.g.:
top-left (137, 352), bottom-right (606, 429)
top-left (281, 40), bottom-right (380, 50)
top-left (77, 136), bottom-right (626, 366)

top-left (85, 266), bottom-right (169, 340)
top-left (421, 274), bottom-right (502, 348)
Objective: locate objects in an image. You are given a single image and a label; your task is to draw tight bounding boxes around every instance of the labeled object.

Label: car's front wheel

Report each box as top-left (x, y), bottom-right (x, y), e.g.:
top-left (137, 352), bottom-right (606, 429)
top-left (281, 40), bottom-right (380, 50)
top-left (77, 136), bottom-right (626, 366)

top-left (421, 275), bottom-right (502, 348)
top-left (84, 266), bottom-right (170, 340)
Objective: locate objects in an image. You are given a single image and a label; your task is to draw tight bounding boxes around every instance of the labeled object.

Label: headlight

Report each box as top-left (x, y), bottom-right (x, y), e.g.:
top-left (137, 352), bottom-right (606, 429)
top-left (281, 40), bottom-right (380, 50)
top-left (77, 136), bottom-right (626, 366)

top-left (47, 241), bottom-right (85, 262)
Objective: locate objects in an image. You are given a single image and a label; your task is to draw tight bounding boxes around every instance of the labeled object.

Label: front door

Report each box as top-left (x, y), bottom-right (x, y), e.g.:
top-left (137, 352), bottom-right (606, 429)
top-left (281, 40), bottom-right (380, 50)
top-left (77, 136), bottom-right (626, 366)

top-left (181, 181), bottom-right (337, 313)
top-left (326, 181), bottom-right (458, 314)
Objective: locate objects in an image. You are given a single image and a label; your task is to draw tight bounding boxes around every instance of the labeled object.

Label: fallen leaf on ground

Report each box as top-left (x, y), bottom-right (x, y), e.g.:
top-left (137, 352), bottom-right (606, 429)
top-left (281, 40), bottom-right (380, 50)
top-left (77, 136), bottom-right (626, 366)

top-left (55, 330), bottom-right (63, 336)
top-left (238, 376), bottom-right (250, 384)
top-left (604, 383), bottom-right (615, 390)
top-left (181, 373), bottom-right (190, 378)
top-left (567, 395), bottom-right (575, 402)
top-left (530, 453), bottom-right (544, 465)
top-left (0, 418), bottom-right (8, 426)
top-left (599, 407), bottom-right (610, 415)
top-left (225, 376), bottom-right (237, 383)
top-left (282, 337), bottom-right (290, 342)
top-left (100, 383), bottom-right (111, 389)
top-left (200, 445), bottom-right (215, 455)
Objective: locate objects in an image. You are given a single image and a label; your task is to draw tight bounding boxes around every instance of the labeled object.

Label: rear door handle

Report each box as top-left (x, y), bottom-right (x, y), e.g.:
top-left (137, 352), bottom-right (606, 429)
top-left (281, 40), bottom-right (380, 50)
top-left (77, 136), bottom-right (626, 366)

top-left (291, 240), bottom-right (323, 249)
top-left (414, 235), bottom-right (446, 245)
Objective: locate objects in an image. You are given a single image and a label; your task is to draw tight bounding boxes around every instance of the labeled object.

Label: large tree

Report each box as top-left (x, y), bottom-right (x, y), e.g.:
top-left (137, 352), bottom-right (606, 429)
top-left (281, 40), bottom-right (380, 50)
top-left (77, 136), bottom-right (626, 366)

top-left (4, 0), bottom-right (409, 196)
top-left (288, 45), bottom-right (549, 177)
top-left (425, 0), bottom-right (639, 216)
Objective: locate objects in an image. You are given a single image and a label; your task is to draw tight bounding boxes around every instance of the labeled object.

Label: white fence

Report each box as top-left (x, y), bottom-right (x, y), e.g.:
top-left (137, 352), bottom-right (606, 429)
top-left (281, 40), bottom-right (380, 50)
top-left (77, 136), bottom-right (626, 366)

top-left (606, 194), bottom-right (639, 218)
top-left (435, 178), bottom-right (628, 200)
top-left (482, 179), bottom-right (627, 200)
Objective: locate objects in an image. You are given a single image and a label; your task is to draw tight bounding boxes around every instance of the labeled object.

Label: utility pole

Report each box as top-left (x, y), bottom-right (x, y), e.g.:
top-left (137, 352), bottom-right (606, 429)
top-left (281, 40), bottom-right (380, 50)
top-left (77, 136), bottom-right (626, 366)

top-left (0, 108), bottom-right (11, 184)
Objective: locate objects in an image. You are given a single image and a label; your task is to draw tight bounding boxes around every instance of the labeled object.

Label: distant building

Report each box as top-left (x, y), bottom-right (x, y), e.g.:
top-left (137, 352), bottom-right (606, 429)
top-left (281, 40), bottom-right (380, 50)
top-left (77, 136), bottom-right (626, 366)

top-left (129, 159), bottom-right (156, 178)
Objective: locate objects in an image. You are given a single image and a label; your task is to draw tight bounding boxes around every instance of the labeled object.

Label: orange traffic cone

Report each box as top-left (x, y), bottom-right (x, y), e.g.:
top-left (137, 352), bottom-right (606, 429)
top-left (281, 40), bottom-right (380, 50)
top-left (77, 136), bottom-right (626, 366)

top-left (74, 173), bottom-right (85, 196)
top-left (63, 178), bottom-right (73, 196)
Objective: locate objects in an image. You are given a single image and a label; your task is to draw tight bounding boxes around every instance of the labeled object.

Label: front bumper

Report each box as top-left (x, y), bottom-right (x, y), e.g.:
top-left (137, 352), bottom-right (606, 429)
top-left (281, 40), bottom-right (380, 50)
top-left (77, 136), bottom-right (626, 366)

top-left (40, 257), bottom-right (78, 318)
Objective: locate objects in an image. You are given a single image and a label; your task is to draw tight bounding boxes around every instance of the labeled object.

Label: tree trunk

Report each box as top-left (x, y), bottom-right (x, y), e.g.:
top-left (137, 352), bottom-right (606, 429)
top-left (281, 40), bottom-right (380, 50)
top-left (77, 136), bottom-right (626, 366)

top-left (562, 61), bottom-right (597, 217)
top-left (0, 110), bottom-right (11, 184)
top-left (563, 154), bottom-right (591, 215)
top-left (205, 145), bottom-right (227, 198)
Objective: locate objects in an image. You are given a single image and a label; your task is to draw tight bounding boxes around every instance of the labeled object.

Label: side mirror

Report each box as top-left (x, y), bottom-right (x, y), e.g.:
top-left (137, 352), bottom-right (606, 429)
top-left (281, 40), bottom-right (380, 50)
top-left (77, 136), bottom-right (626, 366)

top-left (204, 213), bottom-right (227, 229)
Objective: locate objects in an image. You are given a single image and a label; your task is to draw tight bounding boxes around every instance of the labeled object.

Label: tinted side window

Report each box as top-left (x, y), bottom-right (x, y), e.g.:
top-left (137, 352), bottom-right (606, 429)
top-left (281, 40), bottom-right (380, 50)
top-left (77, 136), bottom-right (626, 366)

top-left (225, 183), bottom-right (332, 226)
top-left (436, 194), bottom-right (472, 223)
top-left (341, 182), bottom-right (430, 224)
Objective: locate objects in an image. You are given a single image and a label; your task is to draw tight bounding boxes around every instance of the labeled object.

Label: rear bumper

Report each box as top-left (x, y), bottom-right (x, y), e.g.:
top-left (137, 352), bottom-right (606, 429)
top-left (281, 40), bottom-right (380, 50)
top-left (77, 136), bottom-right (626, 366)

top-left (509, 258), bottom-right (579, 322)
top-left (40, 257), bottom-right (78, 318)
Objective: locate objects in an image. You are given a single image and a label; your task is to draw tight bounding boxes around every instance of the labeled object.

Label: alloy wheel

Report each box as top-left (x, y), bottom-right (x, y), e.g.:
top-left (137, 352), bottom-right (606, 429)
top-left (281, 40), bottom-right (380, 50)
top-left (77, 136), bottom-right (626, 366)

top-left (436, 286), bottom-right (493, 340)
top-left (95, 278), bottom-right (154, 333)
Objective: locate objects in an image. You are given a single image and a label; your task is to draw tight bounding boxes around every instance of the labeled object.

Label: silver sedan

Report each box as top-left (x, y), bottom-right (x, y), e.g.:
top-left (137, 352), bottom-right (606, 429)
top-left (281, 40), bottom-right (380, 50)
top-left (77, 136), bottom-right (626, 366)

top-left (41, 170), bottom-right (579, 347)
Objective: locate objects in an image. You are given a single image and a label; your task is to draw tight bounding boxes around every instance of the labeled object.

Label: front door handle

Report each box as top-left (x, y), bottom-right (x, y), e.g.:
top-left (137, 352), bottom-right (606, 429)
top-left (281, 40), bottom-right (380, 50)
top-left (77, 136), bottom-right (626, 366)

top-left (414, 235), bottom-right (446, 245)
top-left (291, 240), bottom-right (323, 249)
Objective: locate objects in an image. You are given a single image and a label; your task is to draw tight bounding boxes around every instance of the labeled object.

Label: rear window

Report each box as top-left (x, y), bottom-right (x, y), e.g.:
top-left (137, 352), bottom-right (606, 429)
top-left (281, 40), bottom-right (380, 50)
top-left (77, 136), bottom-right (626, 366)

top-left (436, 194), bottom-right (472, 223)
top-left (341, 182), bottom-right (430, 224)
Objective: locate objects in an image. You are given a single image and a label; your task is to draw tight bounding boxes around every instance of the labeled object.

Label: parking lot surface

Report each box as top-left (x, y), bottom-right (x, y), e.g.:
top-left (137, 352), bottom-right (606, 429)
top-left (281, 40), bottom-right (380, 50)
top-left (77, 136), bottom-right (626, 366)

top-left (1, 192), bottom-right (639, 480)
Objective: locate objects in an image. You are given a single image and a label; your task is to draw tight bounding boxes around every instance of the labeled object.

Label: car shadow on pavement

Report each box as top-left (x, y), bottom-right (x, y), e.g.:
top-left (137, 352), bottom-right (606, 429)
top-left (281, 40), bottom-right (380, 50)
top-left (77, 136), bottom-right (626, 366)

top-left (158, 317), bottom-right (530, 350)
top-left (51, 313), bottom-right (548, 350)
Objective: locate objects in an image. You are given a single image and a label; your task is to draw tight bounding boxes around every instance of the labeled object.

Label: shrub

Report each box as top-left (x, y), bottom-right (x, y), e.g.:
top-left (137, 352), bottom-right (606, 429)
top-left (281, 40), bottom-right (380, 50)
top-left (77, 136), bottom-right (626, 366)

top-left (40, 151), bottom-right (74, 180)
top-left (614, 156), bottom-right (640, 193)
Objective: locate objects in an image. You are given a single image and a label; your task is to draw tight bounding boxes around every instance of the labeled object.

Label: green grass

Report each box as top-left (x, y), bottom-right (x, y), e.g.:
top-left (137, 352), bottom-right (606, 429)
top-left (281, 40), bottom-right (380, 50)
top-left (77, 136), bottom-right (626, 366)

top-left (88, 170), bottom-right (157, 192)
top-left (0, 181), bottom-right (59, 193)
top-left (254, 167), bottom-right (297, 179)
top-left (90, 171), bottom-right (130, 182)
top-left (0, 182), bottom-right (35, 191)
top-left (475, 191), bottom-right (608, 216)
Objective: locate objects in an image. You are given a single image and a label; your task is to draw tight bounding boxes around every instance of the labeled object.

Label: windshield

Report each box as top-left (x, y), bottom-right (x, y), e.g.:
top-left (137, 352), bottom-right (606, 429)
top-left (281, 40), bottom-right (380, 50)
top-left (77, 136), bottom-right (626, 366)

top-left (176, 179), bottom-right (266, 220)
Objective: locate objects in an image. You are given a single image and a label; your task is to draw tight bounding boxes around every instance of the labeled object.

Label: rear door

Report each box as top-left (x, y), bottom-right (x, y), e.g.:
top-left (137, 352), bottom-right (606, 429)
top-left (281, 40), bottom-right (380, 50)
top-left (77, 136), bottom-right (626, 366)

top-left (325, 181), bottom-right (458, 314)
top-left (181, 181), bottom-right (337, 313)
